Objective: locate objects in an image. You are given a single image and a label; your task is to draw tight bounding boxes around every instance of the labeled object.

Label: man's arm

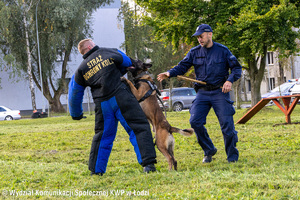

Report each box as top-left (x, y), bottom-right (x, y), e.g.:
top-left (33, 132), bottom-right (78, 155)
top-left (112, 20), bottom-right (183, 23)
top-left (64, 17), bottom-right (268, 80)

top-left (116, 50), bottom-right (133, 75)
top-left (222, 51), bottom-right (242, 93)
top-left (68, 75), bottom-right (86, 120)
top-left (167, 51), bottom-right (194, 78)
top-left (226, 53), bottom-right (242, 83)
top-left (157, 50), bottom-right (193, 82)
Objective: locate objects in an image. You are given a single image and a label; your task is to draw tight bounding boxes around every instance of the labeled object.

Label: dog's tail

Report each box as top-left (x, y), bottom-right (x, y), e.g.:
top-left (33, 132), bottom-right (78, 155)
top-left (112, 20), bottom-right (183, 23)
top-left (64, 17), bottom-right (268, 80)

top-left (170, 127), bottom-right (194, 136)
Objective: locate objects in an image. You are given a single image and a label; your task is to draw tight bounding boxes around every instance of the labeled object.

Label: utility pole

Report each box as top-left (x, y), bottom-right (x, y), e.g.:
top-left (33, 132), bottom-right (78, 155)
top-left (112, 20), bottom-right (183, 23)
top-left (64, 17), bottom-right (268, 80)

top-left (36, 0), bottom-right (45, 112)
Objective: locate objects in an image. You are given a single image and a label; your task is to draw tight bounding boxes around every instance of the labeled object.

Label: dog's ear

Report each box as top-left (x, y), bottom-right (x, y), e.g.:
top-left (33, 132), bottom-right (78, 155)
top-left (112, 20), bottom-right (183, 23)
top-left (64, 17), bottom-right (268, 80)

top-left (143, 63), bottom-right (152, 70)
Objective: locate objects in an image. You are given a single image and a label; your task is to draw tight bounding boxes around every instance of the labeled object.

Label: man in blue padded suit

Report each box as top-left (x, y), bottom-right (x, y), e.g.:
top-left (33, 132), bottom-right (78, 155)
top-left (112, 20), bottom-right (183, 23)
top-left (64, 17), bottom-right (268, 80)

top-left (69, 39), bottom-right (157, 175)
top-left (157, 24), bottom-right (242, 163)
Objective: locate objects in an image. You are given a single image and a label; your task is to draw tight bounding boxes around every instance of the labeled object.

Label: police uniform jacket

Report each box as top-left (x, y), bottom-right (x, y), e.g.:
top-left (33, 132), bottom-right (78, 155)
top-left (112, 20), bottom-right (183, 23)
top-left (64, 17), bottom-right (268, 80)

top-left (168, 42), bottom-right (242, 87)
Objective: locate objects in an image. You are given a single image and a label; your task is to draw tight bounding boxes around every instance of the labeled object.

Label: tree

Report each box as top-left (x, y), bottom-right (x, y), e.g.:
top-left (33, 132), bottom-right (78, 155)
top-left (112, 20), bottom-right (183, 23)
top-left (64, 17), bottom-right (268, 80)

top-left (118, 1), bottom-right (191, 89)
top-left (0, 0), bottom-right (38, 110)
top-left (135, 0), bottom-right (300, 106)
top-left (230, 0), bottom-right (299, 105)
top-left (0, 0), bottom-right (110, 112)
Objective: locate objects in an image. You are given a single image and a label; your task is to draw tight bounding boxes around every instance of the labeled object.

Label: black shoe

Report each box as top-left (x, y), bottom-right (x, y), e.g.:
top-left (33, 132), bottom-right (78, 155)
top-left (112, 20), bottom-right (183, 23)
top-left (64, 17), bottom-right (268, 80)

top-left (91, 172), bottom-right (103, 176)
top-left (143, 164), bottom-right (156, 173)
top-left (202, 148), bottom-right (217, 163)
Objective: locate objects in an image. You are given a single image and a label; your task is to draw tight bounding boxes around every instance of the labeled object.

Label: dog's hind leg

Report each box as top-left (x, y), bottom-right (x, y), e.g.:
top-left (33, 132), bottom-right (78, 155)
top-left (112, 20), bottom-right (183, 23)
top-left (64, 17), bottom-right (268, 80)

top-left (167, 134), bottom-right (177, 171)
top-left (155, 135), bottom-right (174, 170)
top-left (156, 145), bottom-right (174, 171)
top-left (156, 134), bottom-right (177, 171)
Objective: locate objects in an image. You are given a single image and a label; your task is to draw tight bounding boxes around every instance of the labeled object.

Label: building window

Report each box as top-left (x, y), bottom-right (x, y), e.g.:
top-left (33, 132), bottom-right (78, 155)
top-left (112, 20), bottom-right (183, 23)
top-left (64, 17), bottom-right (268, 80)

top-left (247, 80), bottom-right (251, 92)
top-left (267, 52), bottom-right (274, 65)
top-left (269, 78), bottom-right (275, 90)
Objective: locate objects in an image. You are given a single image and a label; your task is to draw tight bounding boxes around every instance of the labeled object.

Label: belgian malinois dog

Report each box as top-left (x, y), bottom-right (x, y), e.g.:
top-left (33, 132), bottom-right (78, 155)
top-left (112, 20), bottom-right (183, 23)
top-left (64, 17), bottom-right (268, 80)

top-left (121, 59), bottom-right (194, 170)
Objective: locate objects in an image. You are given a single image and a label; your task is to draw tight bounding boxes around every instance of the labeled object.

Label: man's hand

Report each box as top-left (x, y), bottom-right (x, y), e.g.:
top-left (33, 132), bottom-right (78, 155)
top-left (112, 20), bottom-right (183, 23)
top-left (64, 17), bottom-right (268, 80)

top-left (222, 81), bottom-right (232, 93)
top-left (157, 72), bottom-right (170, 82)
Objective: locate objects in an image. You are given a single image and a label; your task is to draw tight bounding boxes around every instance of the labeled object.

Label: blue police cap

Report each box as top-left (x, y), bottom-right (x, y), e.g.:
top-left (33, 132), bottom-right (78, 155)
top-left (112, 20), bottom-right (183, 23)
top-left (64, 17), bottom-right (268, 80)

top-left (192, 24), bottom-right (213, 37)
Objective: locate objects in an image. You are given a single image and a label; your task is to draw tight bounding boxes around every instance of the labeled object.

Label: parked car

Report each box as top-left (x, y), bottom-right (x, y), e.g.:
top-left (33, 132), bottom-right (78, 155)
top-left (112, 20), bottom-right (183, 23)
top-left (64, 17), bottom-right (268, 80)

top-left (0, 106), bottom-right (21, 121)
top-left (158, 87), bottom-right (196, 111)
top-left (261, 80), bottom-right (299, 98)
top-left (290, 82), bottom-right (300, 96)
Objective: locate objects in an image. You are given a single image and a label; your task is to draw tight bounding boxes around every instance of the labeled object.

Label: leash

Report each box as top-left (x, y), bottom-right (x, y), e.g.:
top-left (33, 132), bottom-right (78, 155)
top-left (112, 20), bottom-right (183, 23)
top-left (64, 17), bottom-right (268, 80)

top-left (156, 94), bottom-right (167, 118)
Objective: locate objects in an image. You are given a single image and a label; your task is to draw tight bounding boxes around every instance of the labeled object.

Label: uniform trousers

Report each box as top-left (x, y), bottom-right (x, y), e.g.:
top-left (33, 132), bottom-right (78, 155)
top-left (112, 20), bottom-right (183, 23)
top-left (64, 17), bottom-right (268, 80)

top-left (189, 88), bottom-right (239, 162)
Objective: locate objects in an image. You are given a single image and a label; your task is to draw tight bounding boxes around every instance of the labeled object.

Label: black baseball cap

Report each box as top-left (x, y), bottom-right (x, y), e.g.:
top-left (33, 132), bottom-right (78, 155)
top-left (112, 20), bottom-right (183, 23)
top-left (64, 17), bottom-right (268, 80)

top-left (192, 24), bottom-right (213, 37)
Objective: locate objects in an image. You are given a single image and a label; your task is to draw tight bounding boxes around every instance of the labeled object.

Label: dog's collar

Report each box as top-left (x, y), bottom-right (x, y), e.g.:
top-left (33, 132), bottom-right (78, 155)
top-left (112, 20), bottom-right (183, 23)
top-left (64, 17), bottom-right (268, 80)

top-left (133, 71), bottom-right (150, 81)
top-left (134, 79), bottom-right (161, 102)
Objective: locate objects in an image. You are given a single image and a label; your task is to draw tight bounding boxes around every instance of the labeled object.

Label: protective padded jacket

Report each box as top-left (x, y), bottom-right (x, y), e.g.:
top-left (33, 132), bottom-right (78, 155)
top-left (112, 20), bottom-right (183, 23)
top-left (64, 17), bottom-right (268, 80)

top-left (68, 46), bottom-right (132, 118)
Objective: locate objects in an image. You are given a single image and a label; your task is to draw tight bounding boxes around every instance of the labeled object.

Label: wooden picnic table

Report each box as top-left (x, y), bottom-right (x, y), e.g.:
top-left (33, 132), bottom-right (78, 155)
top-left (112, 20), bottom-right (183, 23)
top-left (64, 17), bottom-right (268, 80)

top-left (236, 94), bottom-right (300, 124)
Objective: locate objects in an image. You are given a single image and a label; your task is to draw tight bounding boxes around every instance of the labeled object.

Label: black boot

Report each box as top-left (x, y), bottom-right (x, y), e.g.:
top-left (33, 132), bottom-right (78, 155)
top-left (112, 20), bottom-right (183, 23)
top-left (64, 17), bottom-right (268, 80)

top-left (143, 164), bottom-right (156, 173)
top-left (202, 148), bottom-right (217, 163)
top-left (91, 172), bottom-right (103, 176)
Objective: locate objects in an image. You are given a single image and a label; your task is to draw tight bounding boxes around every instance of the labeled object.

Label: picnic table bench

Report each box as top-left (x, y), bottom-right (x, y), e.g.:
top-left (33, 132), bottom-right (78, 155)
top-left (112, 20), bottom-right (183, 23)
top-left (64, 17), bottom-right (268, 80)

top-left (236, 94), bottom-right (300, 124)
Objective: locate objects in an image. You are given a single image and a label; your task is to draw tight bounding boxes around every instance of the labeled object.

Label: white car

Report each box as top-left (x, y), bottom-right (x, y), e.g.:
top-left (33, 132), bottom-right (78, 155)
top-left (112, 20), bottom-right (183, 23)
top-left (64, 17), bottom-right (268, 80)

top-left (290, 83), bottom-right (300, 96)
top-left (0, 106), bottom-right (21, 121)
top-left (261, 82), bottom-right (296, 98)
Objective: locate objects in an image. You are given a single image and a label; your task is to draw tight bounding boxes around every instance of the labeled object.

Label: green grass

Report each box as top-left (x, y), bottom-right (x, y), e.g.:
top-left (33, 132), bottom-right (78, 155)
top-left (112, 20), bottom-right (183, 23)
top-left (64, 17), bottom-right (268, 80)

top-left (0, 106), bottom-right (299, 199)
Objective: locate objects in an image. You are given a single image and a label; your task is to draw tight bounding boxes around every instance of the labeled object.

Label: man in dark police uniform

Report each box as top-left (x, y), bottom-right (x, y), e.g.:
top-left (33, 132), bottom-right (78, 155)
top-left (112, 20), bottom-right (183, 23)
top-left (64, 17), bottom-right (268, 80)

top-left (68, 39), bottom-right (157, 175)
top-left (157, 24), bottom-right (242, 163)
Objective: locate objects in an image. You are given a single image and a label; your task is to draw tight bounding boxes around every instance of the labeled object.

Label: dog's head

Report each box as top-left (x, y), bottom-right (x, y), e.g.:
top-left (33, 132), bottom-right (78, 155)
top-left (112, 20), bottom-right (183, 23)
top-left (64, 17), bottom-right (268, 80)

top-left (129, 58), bottom-right (152, 78)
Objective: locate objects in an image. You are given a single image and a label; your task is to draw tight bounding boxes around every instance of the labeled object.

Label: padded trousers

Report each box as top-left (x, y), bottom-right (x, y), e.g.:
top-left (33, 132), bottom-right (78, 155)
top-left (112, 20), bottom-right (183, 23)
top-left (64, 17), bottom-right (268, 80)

top-left (89, 84), bottom-right (157, 174)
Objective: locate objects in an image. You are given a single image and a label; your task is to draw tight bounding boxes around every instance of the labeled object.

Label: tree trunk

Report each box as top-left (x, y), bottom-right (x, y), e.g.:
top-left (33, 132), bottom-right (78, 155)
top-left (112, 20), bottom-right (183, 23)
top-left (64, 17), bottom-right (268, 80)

top-left (32, 37), bottom-right (75, 113)
top-left (278, 61), bottom-right (284, 85)
top-left (248, 46), bottom-right (267, 107)
top-left (242, 73), bottom-right (248, 102)
top-left (49, 97), bottom-right (65, 113)
top-left (23, 13), bottom-right (37, 110)
top-left (233, 79), bottom-right (241, 109)
top-left (249, 75), bottom-right (262, 107)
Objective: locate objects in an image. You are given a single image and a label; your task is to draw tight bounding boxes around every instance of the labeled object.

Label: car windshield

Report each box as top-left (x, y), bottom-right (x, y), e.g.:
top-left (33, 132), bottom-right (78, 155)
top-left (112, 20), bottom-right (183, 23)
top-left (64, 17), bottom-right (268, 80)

top-left (270, 83), bottom-right (294, 93)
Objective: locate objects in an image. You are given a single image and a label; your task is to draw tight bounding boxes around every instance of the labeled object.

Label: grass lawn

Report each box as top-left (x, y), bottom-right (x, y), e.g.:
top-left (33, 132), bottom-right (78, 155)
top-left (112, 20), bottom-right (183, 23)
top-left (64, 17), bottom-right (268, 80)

top-left (0, 106), bottom-right (299, 199)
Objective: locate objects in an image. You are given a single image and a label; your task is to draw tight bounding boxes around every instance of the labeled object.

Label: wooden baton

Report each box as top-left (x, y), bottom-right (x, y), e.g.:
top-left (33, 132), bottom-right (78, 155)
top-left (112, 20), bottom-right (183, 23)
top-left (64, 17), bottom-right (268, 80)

top-left (177, 75), bottom-right (207, 85)
top-left (177, 75), bottom-right (226, 90)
